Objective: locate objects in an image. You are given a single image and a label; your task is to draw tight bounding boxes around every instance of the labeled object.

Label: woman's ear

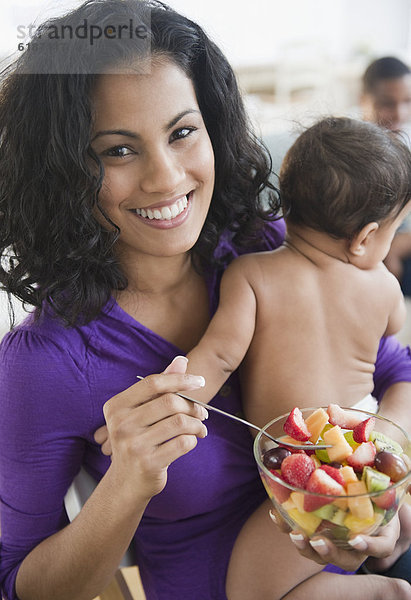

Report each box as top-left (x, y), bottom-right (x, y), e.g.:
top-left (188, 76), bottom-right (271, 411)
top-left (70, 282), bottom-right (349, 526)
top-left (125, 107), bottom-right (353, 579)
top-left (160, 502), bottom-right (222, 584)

top-left (349, 222), bottom-right (379, 256)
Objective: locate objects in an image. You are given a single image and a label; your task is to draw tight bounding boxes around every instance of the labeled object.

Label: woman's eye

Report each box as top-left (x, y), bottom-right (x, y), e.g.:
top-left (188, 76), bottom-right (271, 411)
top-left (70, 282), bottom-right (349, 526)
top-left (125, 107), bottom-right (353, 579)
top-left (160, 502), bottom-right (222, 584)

top-left (170, 127), bottom-right (196, 142)
top-left (104, 146), bottom-right (134, 158)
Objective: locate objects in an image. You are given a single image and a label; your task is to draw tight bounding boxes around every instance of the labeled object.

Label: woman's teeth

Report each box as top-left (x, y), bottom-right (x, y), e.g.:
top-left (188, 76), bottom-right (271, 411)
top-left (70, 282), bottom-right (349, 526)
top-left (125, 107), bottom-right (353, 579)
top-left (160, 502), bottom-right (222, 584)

top-left (135, 195), bottom-right (188, 220)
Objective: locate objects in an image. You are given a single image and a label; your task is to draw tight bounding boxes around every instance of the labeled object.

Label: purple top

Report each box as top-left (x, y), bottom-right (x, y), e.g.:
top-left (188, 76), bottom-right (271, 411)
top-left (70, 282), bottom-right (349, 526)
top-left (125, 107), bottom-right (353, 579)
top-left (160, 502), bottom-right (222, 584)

top-left (1, 220), bottom-right (411, 600)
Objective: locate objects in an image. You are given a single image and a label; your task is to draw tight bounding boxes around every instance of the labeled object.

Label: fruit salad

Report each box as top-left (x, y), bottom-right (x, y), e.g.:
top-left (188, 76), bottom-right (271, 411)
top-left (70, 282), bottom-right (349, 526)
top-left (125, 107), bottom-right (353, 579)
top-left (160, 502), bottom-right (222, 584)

top-left (254, 405), bottom-right (411, 548)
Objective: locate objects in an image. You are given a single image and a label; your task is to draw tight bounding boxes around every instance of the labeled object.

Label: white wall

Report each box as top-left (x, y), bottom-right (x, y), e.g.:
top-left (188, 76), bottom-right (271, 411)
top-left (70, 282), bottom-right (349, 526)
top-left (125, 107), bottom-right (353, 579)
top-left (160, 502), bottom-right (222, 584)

top-left (172, 0), bottom-right (411, 67)
top-left (0, 292), bottom-right (30, 339)
top-left (1, 0), bottom-right (411, 66)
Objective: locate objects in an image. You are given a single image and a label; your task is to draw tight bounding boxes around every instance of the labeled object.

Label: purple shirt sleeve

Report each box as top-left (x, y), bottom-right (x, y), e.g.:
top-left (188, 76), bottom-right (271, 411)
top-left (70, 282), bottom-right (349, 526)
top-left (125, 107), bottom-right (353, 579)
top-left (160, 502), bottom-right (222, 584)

top-left (0, 328), bottom-right (92, 600)
top-left (373, 335), bottom-right (411, 401)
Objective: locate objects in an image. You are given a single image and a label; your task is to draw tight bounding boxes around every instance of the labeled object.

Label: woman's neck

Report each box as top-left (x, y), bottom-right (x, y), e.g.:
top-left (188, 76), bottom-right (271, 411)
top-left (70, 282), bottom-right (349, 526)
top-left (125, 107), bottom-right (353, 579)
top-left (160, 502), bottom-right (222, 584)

top-left (113, 249), bottom-right (210, 351)
top-left (115, 249), bottom-right (196, 298)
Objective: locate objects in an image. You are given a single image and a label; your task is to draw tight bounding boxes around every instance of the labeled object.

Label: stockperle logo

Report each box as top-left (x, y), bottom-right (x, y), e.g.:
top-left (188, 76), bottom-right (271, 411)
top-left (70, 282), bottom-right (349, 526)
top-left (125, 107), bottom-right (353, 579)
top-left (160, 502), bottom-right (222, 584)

top-left (13, 15), bottom-right (151, 74)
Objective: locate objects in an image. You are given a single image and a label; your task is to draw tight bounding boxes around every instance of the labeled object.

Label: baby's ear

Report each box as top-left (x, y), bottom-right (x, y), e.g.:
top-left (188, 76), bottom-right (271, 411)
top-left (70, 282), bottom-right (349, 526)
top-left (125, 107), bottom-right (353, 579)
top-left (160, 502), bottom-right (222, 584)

top-left (348, 222), bottom-right (379, 256)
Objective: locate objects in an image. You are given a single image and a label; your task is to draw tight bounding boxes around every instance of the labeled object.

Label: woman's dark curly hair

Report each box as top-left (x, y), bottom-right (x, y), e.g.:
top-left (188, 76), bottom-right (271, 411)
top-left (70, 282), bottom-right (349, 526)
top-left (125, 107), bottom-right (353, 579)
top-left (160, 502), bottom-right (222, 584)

top-left (0, 0), bottom-right (279, 326)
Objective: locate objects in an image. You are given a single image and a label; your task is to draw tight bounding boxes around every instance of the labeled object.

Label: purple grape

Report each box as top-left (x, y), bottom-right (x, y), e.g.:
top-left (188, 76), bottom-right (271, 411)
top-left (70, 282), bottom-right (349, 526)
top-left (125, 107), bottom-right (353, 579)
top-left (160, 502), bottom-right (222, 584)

top-left (263, 447), bottom-right (292, 470)
top-left (374, 451), bottom-right (408, 482)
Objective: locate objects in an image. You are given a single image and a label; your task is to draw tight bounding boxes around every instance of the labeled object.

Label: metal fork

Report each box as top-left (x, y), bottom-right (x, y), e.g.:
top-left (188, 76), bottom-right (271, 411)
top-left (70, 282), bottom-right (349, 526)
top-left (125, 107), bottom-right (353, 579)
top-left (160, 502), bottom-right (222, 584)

top-left (136, 376), bottom-right (332, 450)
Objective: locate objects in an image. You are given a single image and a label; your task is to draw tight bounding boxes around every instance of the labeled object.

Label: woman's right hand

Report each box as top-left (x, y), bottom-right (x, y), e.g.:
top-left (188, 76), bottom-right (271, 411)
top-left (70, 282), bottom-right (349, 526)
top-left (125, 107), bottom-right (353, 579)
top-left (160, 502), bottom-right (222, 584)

top-left (94, 356), bottom-right (208, 502)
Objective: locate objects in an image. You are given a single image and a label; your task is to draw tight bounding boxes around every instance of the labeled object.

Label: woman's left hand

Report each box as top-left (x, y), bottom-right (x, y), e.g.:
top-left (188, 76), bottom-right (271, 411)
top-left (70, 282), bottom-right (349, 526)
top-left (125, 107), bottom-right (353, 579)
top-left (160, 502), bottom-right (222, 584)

top-left (281, 511), bottom-right (401, 572)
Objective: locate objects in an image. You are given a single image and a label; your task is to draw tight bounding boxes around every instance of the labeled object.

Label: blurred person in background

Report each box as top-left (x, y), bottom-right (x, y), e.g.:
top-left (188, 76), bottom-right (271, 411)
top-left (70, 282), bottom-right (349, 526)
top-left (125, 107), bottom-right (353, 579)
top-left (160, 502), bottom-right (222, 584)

top-left (360, 56), bottom-right (411, 134)
top-left (361, 57), bottom-right (411, 297)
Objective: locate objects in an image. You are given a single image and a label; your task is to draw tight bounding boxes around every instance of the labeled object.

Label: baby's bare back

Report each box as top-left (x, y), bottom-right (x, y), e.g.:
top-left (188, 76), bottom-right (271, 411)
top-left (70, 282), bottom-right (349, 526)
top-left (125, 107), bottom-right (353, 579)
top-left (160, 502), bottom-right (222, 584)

top-left (241, 248), bottom-right (396, 427)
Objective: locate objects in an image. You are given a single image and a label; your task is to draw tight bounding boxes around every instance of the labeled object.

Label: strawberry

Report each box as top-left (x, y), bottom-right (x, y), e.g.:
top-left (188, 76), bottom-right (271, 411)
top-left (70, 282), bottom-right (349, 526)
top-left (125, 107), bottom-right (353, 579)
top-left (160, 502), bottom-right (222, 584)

top-left (372, 485), bottom-right (397, 510)
top-left (346, 441), bottom-right (377, 472)
top-left (319, 464), bottom-right (346, 487)
top-left (304, 468), bottom-right (345, 512)
top-left (281, 453), bottom-right (315, 489)
top-left (283, 407), bottom-right (311, 442)
top-left (353, 417), bottom-right (375, 444)
top-left (327, 404), bottom-right (364, 429)
top-left (266, 470), bottom-right (291, 504)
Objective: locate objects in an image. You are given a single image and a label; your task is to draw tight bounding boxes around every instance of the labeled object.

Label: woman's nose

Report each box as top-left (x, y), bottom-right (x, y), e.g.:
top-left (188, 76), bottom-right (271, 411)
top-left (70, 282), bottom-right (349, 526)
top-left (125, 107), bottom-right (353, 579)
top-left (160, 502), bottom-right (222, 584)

top-left (139, 148), bottom-right (185, 195)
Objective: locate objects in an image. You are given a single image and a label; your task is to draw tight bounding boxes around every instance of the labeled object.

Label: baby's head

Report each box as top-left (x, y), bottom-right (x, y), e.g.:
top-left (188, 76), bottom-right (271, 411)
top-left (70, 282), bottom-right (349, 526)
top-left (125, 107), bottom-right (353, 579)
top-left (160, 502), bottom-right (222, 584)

top-left (279, 117), bottom-right (411, 242)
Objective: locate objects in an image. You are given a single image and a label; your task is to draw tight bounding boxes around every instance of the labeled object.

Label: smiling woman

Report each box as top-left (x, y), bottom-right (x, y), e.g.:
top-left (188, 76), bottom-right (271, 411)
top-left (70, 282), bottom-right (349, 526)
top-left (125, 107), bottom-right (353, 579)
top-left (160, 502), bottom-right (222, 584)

top-left (0, 1), bottom-right (284, 599)
top-left (1, 2), bottom-right (411, 600)
top-left (0, 0), bottom-right (276, 328)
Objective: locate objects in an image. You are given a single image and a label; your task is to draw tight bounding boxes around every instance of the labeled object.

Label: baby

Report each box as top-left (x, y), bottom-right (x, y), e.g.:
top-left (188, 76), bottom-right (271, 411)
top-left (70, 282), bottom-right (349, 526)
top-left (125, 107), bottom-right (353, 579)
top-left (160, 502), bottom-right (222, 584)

top-left (186, 117), bottom-right (411, 598)
top-left (187, 116), bottom-right (410, 418)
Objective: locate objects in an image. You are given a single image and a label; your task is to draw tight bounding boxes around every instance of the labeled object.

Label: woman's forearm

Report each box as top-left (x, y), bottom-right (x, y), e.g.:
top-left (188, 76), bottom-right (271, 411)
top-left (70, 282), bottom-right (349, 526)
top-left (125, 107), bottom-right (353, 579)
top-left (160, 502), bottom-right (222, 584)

top-left (16, 467), bottom-right (146, 600)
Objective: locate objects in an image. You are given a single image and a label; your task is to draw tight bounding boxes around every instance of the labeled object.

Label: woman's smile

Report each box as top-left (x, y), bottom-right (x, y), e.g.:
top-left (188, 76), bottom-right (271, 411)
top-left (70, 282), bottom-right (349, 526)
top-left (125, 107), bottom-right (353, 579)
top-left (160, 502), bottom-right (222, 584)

top-left (128, 191), bottom-right (192, 229)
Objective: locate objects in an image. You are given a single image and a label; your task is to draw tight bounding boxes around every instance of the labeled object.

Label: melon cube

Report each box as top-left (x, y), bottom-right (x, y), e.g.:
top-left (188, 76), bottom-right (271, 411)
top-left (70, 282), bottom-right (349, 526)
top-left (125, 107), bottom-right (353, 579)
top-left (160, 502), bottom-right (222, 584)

top-left (305, 408), bottom-right (330, 443)
top-left (341, 466), bottom-right (358, 485)
top-left (290, 491), bottom-right (306, 513)
top-left (333, 496), bottom-right (349, 511)
top-left (278, 434), bottom-right (303, 446)
top-left (288, 508), bottom-right (322, 536)
top-left (323, 426), bottom-right (353, 462)
top-left (347, 481), bottom-right (374, 520)
top-left (344, 513), bottom-right (376, 534)
top-left (281, 497), bottom-right (297, 512)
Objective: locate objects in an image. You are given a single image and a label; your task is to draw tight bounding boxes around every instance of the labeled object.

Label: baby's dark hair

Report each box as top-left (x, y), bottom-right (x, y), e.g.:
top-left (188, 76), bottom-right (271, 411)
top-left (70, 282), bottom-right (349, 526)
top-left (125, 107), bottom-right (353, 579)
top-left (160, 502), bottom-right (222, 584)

top-left (279, 117), bottom-right (411, 239)
top-left (0, 0), bottom-right (279, 326)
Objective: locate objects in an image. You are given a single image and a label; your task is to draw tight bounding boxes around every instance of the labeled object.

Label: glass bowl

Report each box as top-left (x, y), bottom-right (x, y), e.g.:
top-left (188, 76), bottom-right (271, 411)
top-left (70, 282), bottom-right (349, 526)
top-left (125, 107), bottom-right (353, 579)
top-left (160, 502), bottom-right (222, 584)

top-left (253, 407), bottom-right (411, 549)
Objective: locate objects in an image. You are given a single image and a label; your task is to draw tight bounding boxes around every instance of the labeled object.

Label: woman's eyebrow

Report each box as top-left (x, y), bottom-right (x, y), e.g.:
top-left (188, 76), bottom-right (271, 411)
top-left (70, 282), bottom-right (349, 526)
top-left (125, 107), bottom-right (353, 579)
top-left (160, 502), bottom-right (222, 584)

top-left (92, 109), bottom-right (200, 142)
top-left (165, 109), bottom-right (200, 131)
top-left (92, 129), bottom-right (138, 142)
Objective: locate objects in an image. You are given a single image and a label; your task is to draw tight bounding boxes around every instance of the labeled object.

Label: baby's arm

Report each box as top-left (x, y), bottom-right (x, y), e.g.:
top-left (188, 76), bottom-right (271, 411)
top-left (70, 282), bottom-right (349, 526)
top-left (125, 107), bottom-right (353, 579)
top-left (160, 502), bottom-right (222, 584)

top-left (186, 255), bottom-right (258, 403)
top-left (383, 268), bottom-right (407, 336)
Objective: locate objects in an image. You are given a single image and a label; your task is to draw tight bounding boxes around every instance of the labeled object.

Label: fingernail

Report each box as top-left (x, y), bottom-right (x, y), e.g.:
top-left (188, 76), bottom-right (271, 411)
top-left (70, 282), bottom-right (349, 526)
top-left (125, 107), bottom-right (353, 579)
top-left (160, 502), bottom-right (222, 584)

top-left (269, 510), bottom-right (277, 524)
top-left (201, 407), bottom-right (209, 420)
top-left (348, 536), bottom-right (367, 551)
top-left (309, 539), bottom-right (328, 555)
top-left (186, 375), bottom-right (205, 388)
top-left (172, 355), bottom-right (188, 364)
top-left (289, 532), bottom-right (305, 543)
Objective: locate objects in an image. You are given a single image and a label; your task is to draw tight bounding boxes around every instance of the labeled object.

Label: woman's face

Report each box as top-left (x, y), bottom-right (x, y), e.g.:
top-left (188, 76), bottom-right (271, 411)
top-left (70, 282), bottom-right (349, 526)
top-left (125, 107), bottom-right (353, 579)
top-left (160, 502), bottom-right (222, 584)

top-left (91, 59), bottom-right (215, 262)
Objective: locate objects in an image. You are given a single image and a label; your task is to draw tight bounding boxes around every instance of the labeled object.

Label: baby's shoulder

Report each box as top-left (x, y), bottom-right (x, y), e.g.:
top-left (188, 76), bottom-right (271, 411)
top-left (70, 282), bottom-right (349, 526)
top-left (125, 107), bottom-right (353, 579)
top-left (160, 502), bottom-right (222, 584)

top-left (372, 262), bottom-right (403, 295)
top-left (226, 249), bottom-right (283, 284)
top-left (229, 246), bottom-right (288, 271)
